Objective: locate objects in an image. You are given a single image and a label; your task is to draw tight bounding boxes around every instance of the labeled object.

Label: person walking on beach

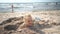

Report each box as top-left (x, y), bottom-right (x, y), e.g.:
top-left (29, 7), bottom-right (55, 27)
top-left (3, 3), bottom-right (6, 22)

top-left (11, 4), bottom-right (14, 13)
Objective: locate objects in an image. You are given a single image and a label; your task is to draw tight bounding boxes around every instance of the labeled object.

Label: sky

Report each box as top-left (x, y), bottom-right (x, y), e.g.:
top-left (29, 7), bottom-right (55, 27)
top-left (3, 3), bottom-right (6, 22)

top-left (0, 0), bottom-right (60, 3)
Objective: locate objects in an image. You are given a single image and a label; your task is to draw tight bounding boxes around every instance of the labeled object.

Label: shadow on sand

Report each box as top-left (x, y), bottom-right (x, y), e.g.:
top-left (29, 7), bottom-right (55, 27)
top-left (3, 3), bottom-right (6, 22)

top-left (28, 23), bottom-right (52, 34)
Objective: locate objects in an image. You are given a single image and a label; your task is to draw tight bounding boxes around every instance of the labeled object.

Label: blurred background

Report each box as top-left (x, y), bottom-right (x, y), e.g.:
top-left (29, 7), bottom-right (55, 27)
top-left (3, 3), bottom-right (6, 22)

top-left (0, 0), bottom-right (60, 12)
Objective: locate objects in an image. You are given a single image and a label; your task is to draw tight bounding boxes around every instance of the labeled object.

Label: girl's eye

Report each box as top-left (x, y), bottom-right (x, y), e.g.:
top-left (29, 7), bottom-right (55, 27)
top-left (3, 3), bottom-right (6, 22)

top-left (28, 20), bottom-right (30, 22)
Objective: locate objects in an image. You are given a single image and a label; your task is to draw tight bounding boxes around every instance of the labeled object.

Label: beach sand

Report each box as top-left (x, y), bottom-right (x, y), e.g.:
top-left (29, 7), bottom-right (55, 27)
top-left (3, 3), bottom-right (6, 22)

top-left (0, 10), bottom-right (60, 34)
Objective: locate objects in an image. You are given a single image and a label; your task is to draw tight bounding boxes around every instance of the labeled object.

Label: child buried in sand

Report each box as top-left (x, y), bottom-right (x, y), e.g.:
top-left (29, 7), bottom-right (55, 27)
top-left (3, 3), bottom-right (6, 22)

top-left (17, 14), bottom-right (33, 31)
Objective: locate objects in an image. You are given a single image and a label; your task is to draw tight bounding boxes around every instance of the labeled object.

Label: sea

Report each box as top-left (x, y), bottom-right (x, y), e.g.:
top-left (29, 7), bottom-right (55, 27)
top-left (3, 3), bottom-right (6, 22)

top-left (0, 2), bottom-right (60, 12)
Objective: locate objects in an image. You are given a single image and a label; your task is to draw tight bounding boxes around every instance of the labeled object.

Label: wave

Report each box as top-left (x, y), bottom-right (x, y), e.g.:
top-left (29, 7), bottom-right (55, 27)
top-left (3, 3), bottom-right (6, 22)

top-left (0, 3), bottom-right (60, 12)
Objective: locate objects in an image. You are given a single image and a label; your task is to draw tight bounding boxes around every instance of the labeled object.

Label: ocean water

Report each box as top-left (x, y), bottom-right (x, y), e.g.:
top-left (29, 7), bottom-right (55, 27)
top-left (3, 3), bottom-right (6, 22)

top-left (0, 2), bottom-right (60, 12)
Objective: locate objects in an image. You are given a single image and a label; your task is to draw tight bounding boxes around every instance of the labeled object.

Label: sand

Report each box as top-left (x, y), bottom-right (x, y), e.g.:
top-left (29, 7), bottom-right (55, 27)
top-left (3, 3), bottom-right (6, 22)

top-left (0, 10), bottom-right (60, 34)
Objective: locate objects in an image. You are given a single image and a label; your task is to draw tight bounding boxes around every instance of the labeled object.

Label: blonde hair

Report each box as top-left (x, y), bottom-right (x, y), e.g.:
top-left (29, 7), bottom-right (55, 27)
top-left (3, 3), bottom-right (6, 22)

top-left (24, 14), bottom-right (33, 26)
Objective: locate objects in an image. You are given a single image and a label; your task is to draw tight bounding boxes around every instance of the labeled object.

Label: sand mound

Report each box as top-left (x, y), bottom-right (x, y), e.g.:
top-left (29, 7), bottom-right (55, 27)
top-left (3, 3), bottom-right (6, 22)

top-left (0, 12), bottom-right (60, 34)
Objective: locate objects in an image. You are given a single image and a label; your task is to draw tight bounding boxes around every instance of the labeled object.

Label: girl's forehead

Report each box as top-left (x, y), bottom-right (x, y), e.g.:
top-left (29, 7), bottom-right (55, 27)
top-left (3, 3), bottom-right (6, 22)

top-left (25, 14), bottom-right (31, 17)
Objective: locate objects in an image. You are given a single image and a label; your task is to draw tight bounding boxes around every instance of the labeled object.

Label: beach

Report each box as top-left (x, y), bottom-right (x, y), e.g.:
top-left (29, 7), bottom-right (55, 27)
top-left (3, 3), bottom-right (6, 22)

top-left (0, 10), bottom-right (60, 34)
